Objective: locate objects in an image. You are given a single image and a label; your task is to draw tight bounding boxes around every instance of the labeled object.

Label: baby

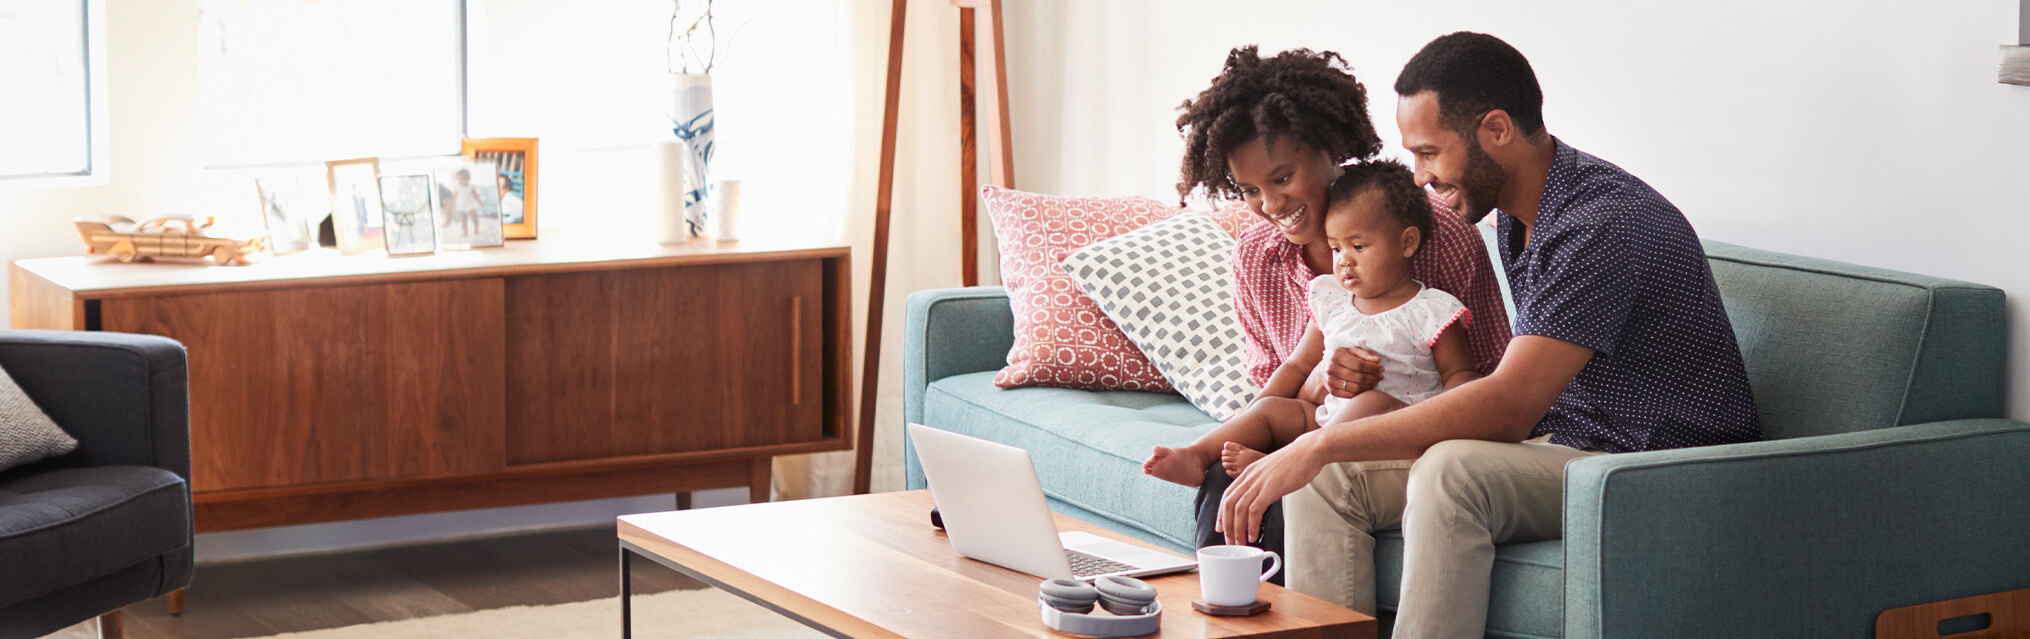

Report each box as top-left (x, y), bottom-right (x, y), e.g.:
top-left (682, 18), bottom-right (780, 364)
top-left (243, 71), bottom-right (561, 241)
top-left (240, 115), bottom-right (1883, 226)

top-left (1144, 159), bottom-right (1480, 487)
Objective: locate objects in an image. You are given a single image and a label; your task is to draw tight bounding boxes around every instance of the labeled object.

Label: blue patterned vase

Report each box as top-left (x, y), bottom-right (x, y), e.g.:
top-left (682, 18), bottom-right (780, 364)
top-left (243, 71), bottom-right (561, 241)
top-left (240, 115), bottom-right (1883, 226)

top-left (670, 73), bottom-right (715, 238)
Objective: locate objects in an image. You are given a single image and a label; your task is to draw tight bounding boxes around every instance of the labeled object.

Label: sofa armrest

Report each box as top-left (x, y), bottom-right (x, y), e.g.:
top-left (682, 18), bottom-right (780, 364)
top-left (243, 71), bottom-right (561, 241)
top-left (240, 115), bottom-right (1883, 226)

top-left (902, 287), bottom-right (1012, 427)
top-left (1562, 419), bottom-right (2030, 639)
top-left (0, 330), bottom-right (190, 479)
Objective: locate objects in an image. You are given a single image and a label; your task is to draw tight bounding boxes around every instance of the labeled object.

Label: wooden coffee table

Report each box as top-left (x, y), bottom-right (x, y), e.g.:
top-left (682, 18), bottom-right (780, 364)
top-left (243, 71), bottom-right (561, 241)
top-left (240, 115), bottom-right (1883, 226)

top-left (617, 490), bottom-right (1373, 638)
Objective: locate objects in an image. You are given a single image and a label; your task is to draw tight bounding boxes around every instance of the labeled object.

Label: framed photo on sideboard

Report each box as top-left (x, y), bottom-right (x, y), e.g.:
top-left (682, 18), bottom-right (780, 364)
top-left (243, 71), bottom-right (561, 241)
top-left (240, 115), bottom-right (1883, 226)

top-left (461, 137), bottom-right (537, 240)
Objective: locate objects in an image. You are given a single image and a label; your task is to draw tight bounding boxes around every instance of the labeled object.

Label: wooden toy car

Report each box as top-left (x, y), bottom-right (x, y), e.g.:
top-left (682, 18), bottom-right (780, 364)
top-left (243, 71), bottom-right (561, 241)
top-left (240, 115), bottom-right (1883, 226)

top-left (74, 214), bottom-right (272, 266)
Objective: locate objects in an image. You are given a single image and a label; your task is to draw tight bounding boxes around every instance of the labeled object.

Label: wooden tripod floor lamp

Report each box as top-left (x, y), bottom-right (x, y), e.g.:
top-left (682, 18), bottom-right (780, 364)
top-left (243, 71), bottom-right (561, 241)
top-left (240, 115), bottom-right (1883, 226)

top-left (854, 0), bottom-right (1014, 494)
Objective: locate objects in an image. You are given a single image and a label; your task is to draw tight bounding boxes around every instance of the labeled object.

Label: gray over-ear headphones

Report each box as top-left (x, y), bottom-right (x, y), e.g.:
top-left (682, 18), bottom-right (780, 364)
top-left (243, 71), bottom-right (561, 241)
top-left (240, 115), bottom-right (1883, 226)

top-left (1038, 575), bottom-right (1161, 637)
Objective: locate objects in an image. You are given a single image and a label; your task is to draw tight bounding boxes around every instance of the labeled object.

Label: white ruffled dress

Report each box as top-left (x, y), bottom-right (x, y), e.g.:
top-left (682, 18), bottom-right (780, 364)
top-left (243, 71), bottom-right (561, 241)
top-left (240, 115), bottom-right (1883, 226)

top-left (1307, 275), bottom-right (1471, 424)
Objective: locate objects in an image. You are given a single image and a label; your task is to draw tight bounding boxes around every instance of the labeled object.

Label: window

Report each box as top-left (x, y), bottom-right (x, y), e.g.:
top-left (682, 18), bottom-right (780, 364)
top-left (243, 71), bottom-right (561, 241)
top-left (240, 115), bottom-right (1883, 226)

top-left (199, 0), bottom-right (464, 167)
top-left (191, 0), bottom-right (853, 237)
top-left (0, 0), bottom-right (107, 184)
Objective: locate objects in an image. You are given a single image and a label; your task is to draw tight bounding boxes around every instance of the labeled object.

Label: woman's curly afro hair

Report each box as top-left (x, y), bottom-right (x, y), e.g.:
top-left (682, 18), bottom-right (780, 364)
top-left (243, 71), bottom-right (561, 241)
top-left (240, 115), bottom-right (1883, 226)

top-left (1175, 46), bottom-right (1383, 205)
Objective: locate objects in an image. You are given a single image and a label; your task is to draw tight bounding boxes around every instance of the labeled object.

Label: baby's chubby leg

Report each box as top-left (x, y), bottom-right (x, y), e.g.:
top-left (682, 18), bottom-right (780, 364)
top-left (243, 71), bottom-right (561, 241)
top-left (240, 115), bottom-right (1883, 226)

top-left (1216, 397), bottom-right (1324, 477)
top-left (1323, 390), bottom-right (1408, 428)
top-left (1217, 392), bottom-right (1406, 476)
top-left (1145, 397), bottom-right (1316, 487)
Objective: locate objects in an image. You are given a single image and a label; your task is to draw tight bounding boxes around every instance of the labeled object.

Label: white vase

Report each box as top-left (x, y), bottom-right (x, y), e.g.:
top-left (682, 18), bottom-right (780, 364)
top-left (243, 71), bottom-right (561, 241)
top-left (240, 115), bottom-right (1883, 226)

top-left (669, 73), bottom-right (715, 239)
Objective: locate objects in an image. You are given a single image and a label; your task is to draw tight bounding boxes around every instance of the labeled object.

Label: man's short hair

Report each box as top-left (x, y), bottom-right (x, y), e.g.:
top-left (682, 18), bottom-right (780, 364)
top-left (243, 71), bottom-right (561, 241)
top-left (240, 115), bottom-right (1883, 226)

top-left (1325, 159), bottom-right (1433, 255)
top-left (1393, 32), bottom-right (1545, 137)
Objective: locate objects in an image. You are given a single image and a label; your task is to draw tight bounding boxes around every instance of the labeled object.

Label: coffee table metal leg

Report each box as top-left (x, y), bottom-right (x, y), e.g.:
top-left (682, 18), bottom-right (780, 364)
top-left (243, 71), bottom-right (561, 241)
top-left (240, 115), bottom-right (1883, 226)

top-left (620, 545), bottom-right (633, 639)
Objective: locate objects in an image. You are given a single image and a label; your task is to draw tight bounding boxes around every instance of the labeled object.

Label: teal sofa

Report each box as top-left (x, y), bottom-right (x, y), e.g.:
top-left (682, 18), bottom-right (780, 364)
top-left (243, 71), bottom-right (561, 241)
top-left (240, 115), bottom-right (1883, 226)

top-left (903, 237), bottom-right (2030, 638)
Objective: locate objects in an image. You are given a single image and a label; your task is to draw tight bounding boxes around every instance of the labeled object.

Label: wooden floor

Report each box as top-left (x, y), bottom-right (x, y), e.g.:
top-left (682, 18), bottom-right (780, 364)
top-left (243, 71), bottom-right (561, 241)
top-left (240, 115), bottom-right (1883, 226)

top-left (50, 525), bottom-right (705, 639)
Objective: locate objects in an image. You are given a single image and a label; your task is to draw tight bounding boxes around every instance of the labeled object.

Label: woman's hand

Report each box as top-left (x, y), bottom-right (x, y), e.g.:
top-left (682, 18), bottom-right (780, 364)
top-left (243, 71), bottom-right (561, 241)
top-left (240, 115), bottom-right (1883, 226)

top-left (1303, 347), bottom-right (1383, 402)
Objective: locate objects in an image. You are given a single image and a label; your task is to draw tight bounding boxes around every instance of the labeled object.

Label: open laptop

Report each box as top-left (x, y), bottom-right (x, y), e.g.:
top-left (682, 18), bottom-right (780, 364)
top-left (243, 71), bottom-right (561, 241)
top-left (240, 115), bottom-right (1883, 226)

top-left (907, 423), bottom-right (1196, 581)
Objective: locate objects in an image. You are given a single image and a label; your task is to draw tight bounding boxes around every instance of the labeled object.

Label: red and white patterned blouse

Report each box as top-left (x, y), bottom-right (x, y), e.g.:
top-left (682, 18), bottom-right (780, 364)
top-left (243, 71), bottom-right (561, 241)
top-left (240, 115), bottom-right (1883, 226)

top-left (1232, 201), bottom-right (1511, 389)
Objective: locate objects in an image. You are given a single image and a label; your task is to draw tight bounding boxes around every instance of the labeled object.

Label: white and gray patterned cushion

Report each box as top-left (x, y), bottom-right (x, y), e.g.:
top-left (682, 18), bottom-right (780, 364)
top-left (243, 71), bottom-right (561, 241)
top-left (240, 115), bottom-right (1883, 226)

top-left (1059, 213), bottom-right (1256, 421)
top-left (0, 364), bottom-right (76, 472)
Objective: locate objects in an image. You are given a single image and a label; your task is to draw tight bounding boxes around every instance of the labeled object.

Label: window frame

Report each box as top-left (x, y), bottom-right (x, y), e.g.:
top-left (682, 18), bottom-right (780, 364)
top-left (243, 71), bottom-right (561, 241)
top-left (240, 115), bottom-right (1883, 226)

top-left (0, 0), bottom-right (110, 189)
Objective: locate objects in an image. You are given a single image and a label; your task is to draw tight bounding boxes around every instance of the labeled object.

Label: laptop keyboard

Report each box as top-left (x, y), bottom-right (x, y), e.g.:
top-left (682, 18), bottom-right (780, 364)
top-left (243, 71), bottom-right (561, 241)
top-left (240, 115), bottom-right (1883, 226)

top-left (1066, 550), bottom-right (1137, 578)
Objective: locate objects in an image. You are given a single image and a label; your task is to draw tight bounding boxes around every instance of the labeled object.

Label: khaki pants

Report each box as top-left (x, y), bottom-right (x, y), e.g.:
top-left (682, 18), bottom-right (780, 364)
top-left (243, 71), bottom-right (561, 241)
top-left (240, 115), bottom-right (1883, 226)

top-left (1284, 438), bottom-right (1601, 639)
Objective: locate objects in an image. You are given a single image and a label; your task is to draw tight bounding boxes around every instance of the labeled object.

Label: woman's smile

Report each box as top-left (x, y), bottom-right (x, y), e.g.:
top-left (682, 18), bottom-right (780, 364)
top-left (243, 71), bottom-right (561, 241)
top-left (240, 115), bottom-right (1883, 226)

top-left (1268, 204), bottom-right (1308, 233)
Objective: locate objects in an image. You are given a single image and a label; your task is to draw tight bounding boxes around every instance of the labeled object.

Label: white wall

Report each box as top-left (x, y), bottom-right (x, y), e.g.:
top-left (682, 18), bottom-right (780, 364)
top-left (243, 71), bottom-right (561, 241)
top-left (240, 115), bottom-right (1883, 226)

top-left (0, 0), bottom-right (852, 559)
top-left (982, 0), bottom-right (2028, 419)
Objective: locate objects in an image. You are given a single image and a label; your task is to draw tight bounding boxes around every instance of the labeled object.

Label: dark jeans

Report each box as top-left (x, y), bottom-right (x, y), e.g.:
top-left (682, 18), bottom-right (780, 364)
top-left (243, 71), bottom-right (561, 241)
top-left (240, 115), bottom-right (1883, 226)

top-left (1192, 462), bottom-right (1285, 586)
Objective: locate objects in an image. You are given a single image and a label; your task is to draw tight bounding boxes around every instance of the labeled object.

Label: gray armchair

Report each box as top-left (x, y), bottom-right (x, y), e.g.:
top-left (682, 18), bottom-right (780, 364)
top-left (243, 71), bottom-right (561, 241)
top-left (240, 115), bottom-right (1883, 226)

top-left (0, 330), bottom-right (193, 639)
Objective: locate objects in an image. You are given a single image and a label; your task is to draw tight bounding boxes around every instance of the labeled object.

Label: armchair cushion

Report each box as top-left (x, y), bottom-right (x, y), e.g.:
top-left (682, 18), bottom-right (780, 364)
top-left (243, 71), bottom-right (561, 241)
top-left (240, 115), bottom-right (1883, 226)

top-left (0, 465), bottom-right (190, 609)
top-left (0, 365), bottom-right (75, 473)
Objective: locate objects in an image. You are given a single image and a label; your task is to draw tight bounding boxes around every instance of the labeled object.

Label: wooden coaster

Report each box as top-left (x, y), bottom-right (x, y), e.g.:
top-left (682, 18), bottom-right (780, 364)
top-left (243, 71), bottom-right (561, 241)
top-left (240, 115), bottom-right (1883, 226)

top-left (1192, 599), bottom-right (1272, 616)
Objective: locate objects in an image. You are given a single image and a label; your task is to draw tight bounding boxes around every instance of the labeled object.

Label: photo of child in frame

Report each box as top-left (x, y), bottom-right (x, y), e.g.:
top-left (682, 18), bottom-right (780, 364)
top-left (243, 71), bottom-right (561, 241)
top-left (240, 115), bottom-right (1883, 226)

top-left (432, 161), bottom-right (504, 249)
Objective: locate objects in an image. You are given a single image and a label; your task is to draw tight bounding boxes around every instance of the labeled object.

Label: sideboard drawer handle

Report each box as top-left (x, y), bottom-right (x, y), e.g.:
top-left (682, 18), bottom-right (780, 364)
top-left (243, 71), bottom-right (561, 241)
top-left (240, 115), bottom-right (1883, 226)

top-left (791, 296), bottom-right (803, 405)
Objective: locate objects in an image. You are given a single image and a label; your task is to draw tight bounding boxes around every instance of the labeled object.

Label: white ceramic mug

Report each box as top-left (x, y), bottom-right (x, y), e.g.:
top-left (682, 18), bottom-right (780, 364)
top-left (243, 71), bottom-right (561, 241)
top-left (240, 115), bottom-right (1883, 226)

top-left (1196, 545), bottom-right (1281, 607)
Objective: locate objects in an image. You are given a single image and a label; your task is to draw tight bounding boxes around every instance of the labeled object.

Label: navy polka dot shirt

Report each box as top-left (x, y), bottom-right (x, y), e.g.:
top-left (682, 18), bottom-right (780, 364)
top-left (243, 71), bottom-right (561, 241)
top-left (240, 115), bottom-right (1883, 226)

top-left (1497, 140), bottom-right (1760, 453)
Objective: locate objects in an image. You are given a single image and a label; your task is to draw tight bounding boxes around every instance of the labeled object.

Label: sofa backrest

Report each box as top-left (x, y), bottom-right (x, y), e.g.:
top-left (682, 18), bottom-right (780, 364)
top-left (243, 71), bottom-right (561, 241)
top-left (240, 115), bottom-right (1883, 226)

top-left (1479, 227), bottom-right (2005, 440)
top-left (1702, 241), bottom-right (2005, 439)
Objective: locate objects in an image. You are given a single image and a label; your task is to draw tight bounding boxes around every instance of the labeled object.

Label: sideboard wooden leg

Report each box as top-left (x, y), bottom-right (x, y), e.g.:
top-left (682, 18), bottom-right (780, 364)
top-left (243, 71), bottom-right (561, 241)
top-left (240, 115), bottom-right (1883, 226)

top-left (98, 610), bottom-right (124, 639)
top-left (749, 459), bottom-right (772, 504)
top-left (167, 589), bottom-right (184, 616)
top-left (675, 492), bottom-right (694, 510)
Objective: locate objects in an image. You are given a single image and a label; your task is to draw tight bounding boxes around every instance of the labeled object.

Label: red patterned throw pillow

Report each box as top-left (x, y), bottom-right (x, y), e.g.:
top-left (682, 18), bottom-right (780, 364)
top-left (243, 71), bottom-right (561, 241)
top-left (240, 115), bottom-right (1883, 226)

top-left (984, 186), bottom-right (1254, 392)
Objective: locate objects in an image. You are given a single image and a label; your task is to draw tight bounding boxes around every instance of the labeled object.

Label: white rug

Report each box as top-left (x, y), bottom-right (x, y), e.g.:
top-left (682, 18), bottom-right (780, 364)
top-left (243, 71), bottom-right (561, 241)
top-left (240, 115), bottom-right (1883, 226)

top-left (261, 588), bottom-right (826, 639)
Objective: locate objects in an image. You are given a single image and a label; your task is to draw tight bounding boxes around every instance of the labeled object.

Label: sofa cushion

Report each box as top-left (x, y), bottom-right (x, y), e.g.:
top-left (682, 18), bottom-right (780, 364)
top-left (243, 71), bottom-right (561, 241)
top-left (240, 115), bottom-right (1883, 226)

top-left (923, 371), bottom-right (1214, 550)
top-left (0, 364), bottom-right (77, 474)
top-left (984, 186), bottom-right (1185, 393)
top-left (0, 465), bottom-right (191, 608)
top-left (1375, 533), bottom-right (1565, 639)
top-left (1703, 241), bottom-right (2007, 439)
top-left (1061, 212), bottom-right (1256, 421)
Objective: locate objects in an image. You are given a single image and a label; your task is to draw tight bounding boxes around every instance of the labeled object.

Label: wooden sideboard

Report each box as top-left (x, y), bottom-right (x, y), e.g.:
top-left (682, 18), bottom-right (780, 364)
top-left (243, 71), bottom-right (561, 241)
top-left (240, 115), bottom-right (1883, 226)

top-left (10, 232), bottom-right (852, 532)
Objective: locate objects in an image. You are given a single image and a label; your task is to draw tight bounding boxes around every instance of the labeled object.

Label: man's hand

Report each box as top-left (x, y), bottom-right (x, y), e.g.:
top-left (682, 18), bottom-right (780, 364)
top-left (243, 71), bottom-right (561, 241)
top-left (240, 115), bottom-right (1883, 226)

top-left (1217, 430), bottom-right (1329, 546)
top-left (1303, 347), bottom-right (1382, 403)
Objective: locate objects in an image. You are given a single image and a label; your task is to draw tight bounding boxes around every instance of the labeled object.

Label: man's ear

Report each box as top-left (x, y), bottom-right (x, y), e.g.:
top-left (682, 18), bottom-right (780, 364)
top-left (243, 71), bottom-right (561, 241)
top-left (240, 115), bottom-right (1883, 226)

top-left (1401, 224), bottom-right (1422, 258)
top-left (1478, 109), bottom-right (1516, 148)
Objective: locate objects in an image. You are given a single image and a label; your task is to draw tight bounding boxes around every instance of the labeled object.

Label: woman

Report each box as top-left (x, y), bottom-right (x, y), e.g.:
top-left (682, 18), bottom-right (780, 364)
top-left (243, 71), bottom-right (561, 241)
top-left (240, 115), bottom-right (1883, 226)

top-left (1172, 46), bottom-right (1511, 569)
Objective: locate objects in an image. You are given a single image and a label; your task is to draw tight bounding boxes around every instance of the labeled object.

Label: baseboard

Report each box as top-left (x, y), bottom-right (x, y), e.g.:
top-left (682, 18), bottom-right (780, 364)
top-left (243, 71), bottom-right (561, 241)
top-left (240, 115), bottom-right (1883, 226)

top-left (193, 487), bottom-right (749, 564)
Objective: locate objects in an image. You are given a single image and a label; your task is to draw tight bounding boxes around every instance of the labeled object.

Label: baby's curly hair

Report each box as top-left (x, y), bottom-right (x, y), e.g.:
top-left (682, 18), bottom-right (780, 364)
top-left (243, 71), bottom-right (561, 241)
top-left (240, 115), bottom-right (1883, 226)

top-left (1175, 46), bottom-right (1383, 205)
top-left (1326, 159), bottom-right (1433, 256)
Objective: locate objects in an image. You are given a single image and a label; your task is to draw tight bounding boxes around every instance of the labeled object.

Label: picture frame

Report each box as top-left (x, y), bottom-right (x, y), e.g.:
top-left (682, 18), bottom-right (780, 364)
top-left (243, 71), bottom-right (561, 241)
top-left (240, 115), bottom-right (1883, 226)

top-left (325, 157), bottom-right (385, 254)
top-left (433, 160), bottom-right (505, 249)
top-left (378, 174), bottom-right (437, 256)
top-left (255, 176), bottom-right (313, 254)
top-left (461, 137), bottom-right (538, 239)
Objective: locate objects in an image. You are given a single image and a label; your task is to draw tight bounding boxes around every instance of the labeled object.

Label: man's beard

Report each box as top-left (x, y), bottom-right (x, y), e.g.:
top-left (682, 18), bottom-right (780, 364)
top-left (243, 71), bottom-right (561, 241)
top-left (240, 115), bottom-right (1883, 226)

top-left (1456, 136), bottom-right (1507, 225)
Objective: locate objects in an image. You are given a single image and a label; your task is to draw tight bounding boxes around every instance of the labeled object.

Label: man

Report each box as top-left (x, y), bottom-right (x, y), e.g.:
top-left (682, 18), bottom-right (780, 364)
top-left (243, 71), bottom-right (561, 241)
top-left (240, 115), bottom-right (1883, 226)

top-left (1215, 32), bottom-right (1760, 638)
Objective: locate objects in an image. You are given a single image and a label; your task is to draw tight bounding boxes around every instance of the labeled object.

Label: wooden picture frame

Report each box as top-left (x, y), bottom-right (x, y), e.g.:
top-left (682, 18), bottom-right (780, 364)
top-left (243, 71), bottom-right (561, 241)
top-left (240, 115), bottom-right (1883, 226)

top-left (461, 137), bottom-right (538, 239)
top-left (325, 157), bottom-right (385, 254)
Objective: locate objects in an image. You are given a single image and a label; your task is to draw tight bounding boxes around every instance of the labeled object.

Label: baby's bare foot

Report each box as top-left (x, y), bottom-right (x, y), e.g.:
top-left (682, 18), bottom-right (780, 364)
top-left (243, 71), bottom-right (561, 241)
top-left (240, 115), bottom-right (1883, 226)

top-left (1143, 445), bottom-right (1210, 487)
top-left (1221, 442), bottom-right (1267, 477)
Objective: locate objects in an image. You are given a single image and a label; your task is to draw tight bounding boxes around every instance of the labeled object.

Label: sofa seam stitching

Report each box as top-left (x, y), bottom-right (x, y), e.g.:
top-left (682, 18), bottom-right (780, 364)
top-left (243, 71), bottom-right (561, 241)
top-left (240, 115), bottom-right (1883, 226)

top-left (0, 474), bottom-right (187, 541)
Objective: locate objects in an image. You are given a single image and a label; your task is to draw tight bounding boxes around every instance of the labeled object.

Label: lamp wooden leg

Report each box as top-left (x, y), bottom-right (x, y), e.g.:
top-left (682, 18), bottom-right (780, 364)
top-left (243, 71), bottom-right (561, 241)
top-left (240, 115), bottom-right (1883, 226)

top-left (97, 610), bottom-right (123, 639)
top-left (167, 589), bottom-right (184, 615)
top-left (749, 459), bottom-right (772, 504)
